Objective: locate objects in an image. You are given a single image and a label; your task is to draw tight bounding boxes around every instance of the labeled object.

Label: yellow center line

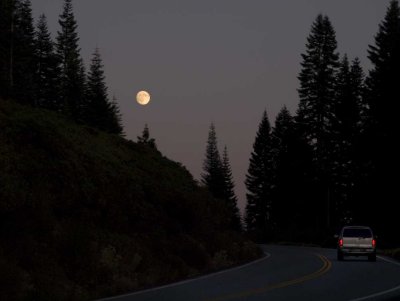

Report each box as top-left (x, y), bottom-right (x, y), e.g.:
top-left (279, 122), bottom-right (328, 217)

top-left (206, 254), bottom-right (332, 301)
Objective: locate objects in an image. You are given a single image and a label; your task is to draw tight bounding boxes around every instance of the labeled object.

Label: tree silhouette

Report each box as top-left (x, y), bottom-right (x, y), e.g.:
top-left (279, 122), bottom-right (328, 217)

top-left (7, 0), bottom-right (36, 105)
top-left (0, 0), bottom-right (14, 99)
top-left (245, 110), bottom-right (274, 241)
top-left (362, 0), bottom-right (400, 245)
top-left (271, 106), bottom-right (299, 239)
top-left (56, 0), bottom-right (86, 120)
top-left (330, 55), bottom-right (364, 226)
top-left (201, 123), bottom-right (225, 200)
top-left (35, 14), bottom-right (60, 110)
top-left (221, 146), bottom-right (242, 232)
top-left (86, 48), bottom-right (123, 134)
top-left (137, 124), bottom-right (157, 149)
top-left (296, 14), bottom-right (340, 230)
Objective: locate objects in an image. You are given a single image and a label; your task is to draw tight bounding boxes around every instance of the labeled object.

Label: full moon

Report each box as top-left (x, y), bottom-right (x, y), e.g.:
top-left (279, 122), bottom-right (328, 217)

top-left (136, 90), bottom-right (151, 105)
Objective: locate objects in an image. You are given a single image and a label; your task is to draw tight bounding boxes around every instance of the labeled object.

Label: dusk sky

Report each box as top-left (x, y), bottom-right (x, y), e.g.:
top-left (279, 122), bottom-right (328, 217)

top-left (32, 0), bottom-right (388, 212)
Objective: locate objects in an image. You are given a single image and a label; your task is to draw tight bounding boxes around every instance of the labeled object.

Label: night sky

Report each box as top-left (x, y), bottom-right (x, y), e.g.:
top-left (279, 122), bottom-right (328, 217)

top-left (32, 0), bottom-right (388, 212)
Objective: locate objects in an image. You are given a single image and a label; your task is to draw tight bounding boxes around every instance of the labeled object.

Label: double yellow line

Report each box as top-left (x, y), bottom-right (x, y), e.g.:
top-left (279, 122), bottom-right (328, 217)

top-left (207, 254), bottom-right (332, 301)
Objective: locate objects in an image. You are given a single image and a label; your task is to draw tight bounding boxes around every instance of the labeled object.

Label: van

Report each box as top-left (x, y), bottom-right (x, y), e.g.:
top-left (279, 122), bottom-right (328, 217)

top-left (336, 226), bottom-right (376, 261)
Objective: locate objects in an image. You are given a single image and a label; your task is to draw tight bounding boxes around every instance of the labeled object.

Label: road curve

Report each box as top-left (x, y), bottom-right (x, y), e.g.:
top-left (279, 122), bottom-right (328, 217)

top-left (98, 245), bottom-right (400, 301)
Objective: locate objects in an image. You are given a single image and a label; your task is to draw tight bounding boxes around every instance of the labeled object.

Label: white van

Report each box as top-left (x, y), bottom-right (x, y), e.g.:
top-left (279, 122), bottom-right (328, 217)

top-left (336, 226), bottom-right (376, 262)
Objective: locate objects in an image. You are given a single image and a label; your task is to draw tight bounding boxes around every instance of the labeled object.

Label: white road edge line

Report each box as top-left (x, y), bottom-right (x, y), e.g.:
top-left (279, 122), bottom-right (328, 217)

top-left (97, 251), bottom-right (271, 301)
top-left (348, 256), bottom-right (400, 301)
top-left (377, 255), bottom-right (400, 267)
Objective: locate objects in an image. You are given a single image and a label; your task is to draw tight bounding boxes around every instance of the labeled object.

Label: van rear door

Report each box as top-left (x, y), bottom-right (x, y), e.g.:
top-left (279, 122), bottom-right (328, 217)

top-left (342, 228), bottom-right (373, 248)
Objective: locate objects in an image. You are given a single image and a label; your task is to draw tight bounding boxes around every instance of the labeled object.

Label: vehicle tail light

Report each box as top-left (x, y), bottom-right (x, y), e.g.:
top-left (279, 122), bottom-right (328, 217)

top-left (339, 239), bottom-right (343, 247)
top-left (372, 239), bottom-right (376, 247)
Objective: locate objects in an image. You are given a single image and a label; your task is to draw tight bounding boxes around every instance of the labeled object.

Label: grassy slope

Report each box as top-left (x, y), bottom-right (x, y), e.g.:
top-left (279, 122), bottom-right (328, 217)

top-left (0, 100), bottom-right (261, 301)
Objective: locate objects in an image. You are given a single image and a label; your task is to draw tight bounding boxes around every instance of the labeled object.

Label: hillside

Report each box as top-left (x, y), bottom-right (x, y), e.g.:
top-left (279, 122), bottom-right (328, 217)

top-left (0, 100), bottom-right (261, 301)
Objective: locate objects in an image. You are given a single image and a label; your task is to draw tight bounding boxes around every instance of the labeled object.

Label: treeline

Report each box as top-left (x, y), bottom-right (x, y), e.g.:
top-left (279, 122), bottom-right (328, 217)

top-left (0, 0), bottom-right (122, 134)
top-left (241, 1), bottom-right (400, 246)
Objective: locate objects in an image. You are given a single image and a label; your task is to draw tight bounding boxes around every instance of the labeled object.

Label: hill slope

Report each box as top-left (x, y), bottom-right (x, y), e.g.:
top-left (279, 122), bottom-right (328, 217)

top-left (0, 100), bottom-right (261, 301)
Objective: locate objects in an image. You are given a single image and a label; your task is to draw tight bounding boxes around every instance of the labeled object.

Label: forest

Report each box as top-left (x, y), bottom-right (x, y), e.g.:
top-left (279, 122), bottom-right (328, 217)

top-left (202, 1), bottom-right (399, 247)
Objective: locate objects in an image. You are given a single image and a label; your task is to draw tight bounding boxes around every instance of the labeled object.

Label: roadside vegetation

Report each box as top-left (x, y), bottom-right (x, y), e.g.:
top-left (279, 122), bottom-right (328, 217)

top-left (0, 100), bottom-right (261, 301)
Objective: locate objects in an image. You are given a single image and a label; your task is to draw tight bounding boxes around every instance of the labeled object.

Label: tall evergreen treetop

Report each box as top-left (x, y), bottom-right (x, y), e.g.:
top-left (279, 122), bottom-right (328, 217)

top-left (35, 14), bottom-right (60, 110)
top-left (333, 55), bottom-right (364, 141)
top-left (350, 58), bottom-right (366, 124)
top-left (297, 14), bottom-right (339, 149)
top-left (202, 123), bottom-right (225, 200)
top-left (56, 0), bottom-right (86, 120)
top-left (0, 0), bottom-right (14, 98)
top-left (271, 106), bottom-right (294, 157)
top-left (12, 0), bottom-right (36, 104)
top-left (86, 49), bottom-right (123, 134)
top-left (245, 110), bottom-right (273, 196)
top-left (366, 0), bottom-right (400, 132)
top-left (245, 110), bottom-right (274, 240)
top-left (87, 48), bottom-right (107, 100)
top-left (57, 0), bottom-right (79, 62)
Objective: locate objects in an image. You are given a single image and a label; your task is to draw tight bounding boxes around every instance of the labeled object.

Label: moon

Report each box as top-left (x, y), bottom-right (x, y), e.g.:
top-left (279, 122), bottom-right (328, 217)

top-left (136, 90), bottom-right (151, 105)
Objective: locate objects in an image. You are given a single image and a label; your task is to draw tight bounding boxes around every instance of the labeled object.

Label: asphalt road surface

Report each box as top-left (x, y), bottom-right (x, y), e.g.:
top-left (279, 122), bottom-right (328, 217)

top-left (99, 245), bottom-right (400, 301)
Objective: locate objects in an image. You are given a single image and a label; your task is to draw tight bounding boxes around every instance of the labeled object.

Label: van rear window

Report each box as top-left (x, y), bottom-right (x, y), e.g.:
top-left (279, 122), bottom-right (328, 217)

top-left (343, 228), bottom-right (372, 238)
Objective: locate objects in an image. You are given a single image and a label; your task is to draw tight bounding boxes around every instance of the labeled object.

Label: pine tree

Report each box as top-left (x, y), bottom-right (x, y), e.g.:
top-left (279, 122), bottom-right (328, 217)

top-left (221, 146), bottom-right (242, 232)
top-left (245, 110), bottom-right (274, 241)
top-left (350, 58), bottom-right (367, 124)
top-left (0, 0), bottom-right (14, 98)
top-left (201, 123), bottom-right (225, 200)
top-left (296, 14), bottom-right (340, 230)
top-left (35, 14), bottom-right (60, 110)
top-left (271, 107), bottom-right (296, 234)
top-left (137, 124), bottom-right (157, 149)
top-left (366, 0), bottom-right (400, 134)
top-left (11, 0), bottom-right (36, 104)
top-left (86, 48), bottom-right (123, 134)
top-left (330, 55), bottom-right (364, 226)
top-left (56, 0), bottom-right (86, 120)
top-left (362, 0), bottom-right (400, 245)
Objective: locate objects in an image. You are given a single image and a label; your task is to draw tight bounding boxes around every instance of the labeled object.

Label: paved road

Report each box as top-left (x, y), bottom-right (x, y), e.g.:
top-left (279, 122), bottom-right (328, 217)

top-left (99, 245), bottom-right (400, 301)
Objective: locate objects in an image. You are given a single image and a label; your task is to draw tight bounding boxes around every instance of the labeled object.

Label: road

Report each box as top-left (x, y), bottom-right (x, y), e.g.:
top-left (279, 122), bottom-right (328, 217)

top-left (99, 245), bottom-right (400, 301)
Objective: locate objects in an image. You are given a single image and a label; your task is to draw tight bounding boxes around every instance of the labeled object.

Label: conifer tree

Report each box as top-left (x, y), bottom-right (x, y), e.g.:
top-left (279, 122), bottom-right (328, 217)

top-left (56, 0), bottom-right (86, 120)
top-left (297, 14), bottom-right (339, 156)
top-left (201, 123), bottom-right (225, 200)
top-left (11, 0), bottom-right (36, 104)
top-left (296, 14), bottom-right (340, 230)
top-left (245, 110), bottom-right (274, 241)
top-left (362, 0), bottom-right (400, 244)
top-left (0, 0), bottom-right (14, 98)
top-left (86, 48), bottom-right (123, 134)
top-left (330, 55), bottom-right (364, 226)
top-left (221, 146), bottom-right (242, 232)
top-left (270, 107), bottom-right (296, 233)
top-left (35, 14), bottom-right (60, 110)
top-left (366, 0), bottom-right (400, 134)
top-left (137, 124), bottom-right (157, 149)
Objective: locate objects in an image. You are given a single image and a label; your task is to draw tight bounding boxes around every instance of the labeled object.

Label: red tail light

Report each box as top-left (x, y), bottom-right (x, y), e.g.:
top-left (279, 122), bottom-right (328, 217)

top-left (372, 239), bottom-right (376, 247)
top-left (339, 239), bottom-right (343, 247)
